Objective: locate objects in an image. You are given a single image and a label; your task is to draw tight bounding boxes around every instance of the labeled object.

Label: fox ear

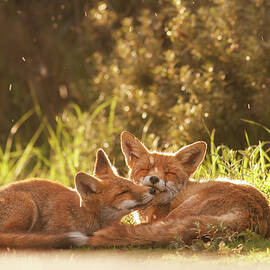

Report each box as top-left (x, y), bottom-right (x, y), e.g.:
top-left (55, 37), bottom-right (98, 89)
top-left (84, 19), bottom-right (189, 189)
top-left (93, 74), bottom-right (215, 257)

top-left (121, 131), bottom-right (149, 167)
top-left (175, 141), bottom-right (207, 176)
top-left (75, 172), bottom-right (103, 199)
top-left (94, 149), bottom-right (116, 177)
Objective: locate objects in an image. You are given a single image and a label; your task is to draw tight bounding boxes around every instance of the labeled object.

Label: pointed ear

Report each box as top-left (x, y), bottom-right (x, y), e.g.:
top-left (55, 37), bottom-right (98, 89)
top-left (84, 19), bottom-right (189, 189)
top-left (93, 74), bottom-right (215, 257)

top-left (175, 141), bottom-right (207, 176)
top-left (94, 149), bottom-right (115, 177)
top-left (75, 172), bottom-right (103, 200)
top-left (121, 131), bottom-right (148, 167)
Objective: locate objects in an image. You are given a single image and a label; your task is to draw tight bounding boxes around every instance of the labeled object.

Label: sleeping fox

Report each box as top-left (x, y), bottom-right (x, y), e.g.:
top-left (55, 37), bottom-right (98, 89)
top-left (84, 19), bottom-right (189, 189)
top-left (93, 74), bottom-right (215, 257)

top-left (88, 131), bottom-right (270, 247)
top-left (0, 148), bottom-right (155, 249)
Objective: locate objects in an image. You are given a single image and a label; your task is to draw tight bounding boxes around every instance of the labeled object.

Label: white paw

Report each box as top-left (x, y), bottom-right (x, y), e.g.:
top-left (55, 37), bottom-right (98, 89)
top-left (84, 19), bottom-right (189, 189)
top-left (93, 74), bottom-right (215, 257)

top-left (66, 231), bottom-right (89, 247)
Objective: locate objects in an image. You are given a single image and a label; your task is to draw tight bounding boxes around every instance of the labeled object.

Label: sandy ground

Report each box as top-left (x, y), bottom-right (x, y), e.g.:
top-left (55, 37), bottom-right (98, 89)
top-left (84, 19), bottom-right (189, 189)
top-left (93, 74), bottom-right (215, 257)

top-left (0, 249), bottom-right (270, 270)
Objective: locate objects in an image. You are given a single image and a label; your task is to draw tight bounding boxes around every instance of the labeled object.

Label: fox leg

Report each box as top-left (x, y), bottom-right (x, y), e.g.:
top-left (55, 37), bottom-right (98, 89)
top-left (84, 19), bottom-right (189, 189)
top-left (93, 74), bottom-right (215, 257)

top-left (89, 213), bottom-right (246, 247)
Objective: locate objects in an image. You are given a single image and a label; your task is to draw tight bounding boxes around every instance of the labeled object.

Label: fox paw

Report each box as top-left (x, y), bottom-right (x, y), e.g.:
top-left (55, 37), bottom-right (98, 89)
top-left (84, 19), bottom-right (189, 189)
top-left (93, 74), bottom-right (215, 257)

top-left (66, 231), bottom-right (89, 247)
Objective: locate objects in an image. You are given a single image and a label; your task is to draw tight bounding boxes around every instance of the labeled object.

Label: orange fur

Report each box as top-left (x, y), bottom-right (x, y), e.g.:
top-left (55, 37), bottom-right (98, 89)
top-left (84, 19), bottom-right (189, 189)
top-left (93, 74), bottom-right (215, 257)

top-left (89, 132), bottom-right (270, 247)
top-left (0, 149), bottom-right (154, 249)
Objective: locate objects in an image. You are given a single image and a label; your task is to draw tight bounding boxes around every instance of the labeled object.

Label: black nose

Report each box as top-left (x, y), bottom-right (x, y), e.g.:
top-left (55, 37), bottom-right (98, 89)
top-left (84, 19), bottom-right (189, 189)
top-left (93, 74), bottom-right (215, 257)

top-left (149, 187), bottom-right (156, 195)
top-left (150, 176), bottom-right (159, 184)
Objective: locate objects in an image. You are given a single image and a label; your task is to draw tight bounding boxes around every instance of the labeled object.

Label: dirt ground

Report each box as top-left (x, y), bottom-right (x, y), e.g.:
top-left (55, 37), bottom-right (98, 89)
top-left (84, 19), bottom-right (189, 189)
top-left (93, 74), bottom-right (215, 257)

top-left (1, 249), bottom-right (270, 270)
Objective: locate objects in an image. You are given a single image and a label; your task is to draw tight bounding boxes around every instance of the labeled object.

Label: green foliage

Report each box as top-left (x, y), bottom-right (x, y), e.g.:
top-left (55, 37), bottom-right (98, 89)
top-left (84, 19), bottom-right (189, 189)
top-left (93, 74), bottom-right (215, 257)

top-left (0, 100), bottom-right (122, 185)
top-left (1, 0), bottom-right (270, 151)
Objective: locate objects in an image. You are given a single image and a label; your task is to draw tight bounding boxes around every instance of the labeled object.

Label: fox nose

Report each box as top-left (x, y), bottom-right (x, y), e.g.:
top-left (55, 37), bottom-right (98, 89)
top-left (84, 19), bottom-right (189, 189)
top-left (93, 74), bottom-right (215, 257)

top-left (150, 176), bottom-right (159, 184)
top-left (149, 187), bottom-right (156, 195)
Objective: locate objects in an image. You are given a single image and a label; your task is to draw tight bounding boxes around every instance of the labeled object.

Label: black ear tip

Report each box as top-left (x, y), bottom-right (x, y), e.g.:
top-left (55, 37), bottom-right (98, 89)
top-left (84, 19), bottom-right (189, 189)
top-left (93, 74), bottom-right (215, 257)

top-left (121, 131), bottom-right (134, 139)
top-left (75, 171), bottom-right (85, 180)
top-left (199, 141), bottom-right (207, 146)
top-left (95, 148), bottom-right (111, 172)
top-left (198, 141), bottom-right (207, 151)
top-left (97, 148), bottom-right (106, 159)
top-left (96, 149), bottom-right (111, 165)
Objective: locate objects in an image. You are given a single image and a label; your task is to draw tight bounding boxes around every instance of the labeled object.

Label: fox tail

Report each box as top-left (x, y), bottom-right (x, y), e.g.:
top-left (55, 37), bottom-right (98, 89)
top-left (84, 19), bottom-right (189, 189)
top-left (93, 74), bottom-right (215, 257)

top-left (88, 213), bottom-right (253, 248)
top-left (0, 231), bottom-right (88, 249)
top-left (89, 216), bottom-right (216, 247)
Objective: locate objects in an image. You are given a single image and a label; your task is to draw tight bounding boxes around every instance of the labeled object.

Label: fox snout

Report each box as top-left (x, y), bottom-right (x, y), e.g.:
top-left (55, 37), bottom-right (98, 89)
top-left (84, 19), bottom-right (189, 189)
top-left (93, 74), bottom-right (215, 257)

top-left (149, 187), bottom-right (157, 195)
top-left (141, 176), bottom-right (181, 205)
top-left (149, 176), bottom-right (159, 185)
top-left (141, 175), bottom-right (166, 192)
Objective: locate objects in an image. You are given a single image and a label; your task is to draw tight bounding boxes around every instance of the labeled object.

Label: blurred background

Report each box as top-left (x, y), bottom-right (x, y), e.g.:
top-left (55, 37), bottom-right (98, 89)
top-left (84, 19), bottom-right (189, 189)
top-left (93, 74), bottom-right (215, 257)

top-left (1, 0), bottom-right (270, 185)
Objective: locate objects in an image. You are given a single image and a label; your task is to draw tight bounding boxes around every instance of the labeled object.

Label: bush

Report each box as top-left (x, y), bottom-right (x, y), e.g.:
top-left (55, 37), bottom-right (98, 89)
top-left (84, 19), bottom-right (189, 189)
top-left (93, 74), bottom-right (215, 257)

top-left (1, 0), bottom-right (270, 152)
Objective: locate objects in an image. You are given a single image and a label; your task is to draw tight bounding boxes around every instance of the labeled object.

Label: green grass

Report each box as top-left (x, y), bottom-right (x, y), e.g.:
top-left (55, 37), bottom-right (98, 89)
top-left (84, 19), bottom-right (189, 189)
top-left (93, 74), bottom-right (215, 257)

top-left (193, 129), bottom-right (270, 198)
top-left (0, 98), bottom-right (119, 186)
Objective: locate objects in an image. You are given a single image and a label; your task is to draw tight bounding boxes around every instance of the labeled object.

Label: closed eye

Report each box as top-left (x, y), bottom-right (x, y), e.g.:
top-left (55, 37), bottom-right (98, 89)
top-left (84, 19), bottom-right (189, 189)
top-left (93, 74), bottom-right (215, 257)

top-left (165, 172), bottom-right (176, 176)
top-left (117, 190), bottom-right (129, 196)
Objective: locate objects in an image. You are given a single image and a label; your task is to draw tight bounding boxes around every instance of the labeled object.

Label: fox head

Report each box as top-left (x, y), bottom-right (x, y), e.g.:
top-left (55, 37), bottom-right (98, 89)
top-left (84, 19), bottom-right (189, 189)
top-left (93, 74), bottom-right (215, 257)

top-left (75, 149), bottom-right (155, 227)
top-left (121, 131), bottom-right (207, 204)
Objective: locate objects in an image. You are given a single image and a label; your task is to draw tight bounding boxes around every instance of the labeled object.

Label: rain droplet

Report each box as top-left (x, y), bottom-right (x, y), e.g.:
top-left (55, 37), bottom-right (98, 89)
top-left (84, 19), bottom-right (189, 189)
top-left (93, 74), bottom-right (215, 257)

top-left (9, 84), bottom-right (12, 91)
top-left (22, 57), bottom-right (26, 62)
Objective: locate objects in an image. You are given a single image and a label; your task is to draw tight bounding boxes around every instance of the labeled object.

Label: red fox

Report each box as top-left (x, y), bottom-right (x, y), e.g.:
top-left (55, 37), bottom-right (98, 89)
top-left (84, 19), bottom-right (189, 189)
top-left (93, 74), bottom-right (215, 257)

top-left (0, 148), bottom-right (155, 249)
top-left (88, 132), bottom-right (270, 247)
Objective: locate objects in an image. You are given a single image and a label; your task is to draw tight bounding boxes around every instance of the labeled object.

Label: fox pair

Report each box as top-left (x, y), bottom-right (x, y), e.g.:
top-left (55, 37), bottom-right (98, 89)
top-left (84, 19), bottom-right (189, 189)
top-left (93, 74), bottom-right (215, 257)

top-left (1, 132), bottom-right (270, 248)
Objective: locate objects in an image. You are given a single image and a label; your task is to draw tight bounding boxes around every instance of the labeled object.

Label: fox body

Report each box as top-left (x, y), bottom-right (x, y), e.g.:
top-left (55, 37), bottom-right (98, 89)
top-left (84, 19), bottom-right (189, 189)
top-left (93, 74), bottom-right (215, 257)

top-left (89, 132), bottom-right (270, 247)
top-left (0, 149), bottom-right (154, 249)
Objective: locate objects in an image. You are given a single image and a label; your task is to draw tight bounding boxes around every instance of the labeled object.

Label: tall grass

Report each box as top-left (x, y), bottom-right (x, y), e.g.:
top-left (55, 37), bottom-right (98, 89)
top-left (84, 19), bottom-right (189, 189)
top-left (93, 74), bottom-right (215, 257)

top-left (193, 129), bottom-right (270, 198)
top-left (0, 109), bottom-right (44, 185)
top-left (0, 96), bottom-right (119, 186)
top-left (0, 98), bottom-right (270, 201)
